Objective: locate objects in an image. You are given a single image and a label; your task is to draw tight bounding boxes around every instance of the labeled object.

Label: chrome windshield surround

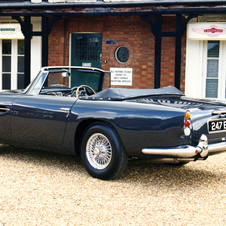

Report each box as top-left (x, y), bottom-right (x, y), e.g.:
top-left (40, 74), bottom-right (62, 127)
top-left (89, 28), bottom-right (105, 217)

top-left (26, 66), bottom-right (108, 95)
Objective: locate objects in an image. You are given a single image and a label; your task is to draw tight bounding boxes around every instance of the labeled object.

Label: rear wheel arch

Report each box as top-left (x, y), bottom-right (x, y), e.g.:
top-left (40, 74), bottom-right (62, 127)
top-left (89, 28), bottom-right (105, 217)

top-left (80, 122), bottom-right (128, 180)
top-left (74, 119), bottom-right (121, 156)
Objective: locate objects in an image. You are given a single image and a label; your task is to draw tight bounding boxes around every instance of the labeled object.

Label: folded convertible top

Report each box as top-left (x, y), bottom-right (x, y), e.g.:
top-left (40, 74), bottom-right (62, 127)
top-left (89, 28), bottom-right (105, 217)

top-left (80, 86), bottom-right (184, 101)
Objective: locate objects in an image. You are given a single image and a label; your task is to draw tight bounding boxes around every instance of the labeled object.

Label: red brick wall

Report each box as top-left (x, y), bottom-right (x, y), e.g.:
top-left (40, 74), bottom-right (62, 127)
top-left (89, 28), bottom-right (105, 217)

top-left (48, 15), bottom-right (186, 92)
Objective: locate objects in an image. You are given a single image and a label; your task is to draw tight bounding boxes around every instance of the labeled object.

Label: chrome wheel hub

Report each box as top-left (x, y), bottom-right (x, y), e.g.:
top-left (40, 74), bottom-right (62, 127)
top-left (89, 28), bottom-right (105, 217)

top-left (86, 133), bottom-right (112, 170)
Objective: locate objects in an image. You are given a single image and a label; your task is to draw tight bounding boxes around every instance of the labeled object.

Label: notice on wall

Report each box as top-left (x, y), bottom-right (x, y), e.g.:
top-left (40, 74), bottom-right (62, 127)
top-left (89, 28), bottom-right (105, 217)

top-left (110, 68), bottom-right (132, 86)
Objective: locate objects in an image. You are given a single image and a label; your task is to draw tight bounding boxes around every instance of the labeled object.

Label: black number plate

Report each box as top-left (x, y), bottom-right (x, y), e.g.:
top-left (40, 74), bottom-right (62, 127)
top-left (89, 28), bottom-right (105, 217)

top-left (208, 120), bottom-right (226, 133)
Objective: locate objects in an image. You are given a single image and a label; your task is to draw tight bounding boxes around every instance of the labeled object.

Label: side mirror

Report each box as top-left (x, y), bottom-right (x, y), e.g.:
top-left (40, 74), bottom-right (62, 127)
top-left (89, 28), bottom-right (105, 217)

top-left (62, 72), bottom-right (70, 77)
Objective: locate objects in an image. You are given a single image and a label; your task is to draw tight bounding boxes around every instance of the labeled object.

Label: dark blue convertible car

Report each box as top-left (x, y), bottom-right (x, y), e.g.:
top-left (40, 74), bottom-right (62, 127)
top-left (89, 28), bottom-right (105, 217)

top-left (1, 66), bottom-right (226, 180)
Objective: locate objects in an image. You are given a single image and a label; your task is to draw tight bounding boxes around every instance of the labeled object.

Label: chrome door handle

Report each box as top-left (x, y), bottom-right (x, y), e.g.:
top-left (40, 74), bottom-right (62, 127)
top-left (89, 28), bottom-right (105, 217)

top-left (60, 108), bottom-right (70, 111)
top-left (0, 107), bottom-right (10, 111)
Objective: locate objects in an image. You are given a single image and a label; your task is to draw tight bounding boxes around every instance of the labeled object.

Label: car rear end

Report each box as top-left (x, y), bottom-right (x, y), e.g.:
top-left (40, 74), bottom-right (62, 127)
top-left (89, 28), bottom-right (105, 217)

top-left (141, 96), bottom-right (226, 162)
top-left (189, 105), bottom-right (226, 155)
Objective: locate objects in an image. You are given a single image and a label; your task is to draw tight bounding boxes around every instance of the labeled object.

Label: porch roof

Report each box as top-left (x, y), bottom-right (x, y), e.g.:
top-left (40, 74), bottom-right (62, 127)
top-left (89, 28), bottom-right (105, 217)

top-left (0, 0), bottom-right (225, 9)
top-left (0, 0), bottom-right (225, 16)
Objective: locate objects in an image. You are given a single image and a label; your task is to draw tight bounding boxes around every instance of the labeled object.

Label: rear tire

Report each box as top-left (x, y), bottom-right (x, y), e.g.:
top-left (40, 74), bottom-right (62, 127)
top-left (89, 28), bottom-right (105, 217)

top-left (81, 123), bottom-right (128, 180)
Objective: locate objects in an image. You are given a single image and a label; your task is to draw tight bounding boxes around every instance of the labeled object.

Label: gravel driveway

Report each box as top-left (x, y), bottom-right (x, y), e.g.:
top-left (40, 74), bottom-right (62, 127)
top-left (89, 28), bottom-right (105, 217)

top-left (0, 144), bottom-right (226, 226)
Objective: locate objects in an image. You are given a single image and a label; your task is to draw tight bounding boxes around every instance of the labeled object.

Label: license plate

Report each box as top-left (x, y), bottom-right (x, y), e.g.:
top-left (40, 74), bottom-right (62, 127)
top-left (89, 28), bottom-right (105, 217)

top-left (208, 119), bottom-right (226, 133)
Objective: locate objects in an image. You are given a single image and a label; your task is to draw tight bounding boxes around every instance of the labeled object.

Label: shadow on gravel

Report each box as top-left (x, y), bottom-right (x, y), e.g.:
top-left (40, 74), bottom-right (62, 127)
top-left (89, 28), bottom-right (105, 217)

top-left (0, 145), bottom-right (225, 187)
top-left (0, 145), bottom-right (84, 174)
top-left (122, 158), bottom-right (226, 188)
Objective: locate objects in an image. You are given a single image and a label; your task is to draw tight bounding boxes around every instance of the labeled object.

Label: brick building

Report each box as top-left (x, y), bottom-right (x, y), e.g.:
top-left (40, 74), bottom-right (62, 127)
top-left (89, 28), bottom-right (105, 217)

top-left (0, 0), bottom-right (225, 99)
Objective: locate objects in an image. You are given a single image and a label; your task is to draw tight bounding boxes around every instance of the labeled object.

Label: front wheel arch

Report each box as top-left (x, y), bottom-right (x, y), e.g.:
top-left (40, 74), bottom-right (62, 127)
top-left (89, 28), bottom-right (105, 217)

top-left (80, 123), bottom-right (128, 180)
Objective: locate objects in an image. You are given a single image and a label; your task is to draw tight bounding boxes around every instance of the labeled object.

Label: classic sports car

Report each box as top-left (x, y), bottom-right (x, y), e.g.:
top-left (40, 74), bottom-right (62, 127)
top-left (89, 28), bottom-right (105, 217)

top-left (1, 66), bottom-right (226, 180)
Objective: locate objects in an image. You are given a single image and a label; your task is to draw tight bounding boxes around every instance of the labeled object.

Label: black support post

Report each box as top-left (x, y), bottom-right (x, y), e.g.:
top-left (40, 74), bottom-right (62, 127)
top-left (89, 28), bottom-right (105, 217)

top-left (174, 14), bottom-right (182, 90)
top-left (154, 15), bottom-right (162, 88)
top-left (13, 15), bottom-right (62, 87)
top-left (41, 16), bottom-right (62, 67)
top-left (22, 16), bottom-right (31, 88)
top-left (141, 15), bottom-right (162, 88)
top-left (142, 14), bottom-right (198, 90)
top-left (12, 16), bottom-right (31, 88)
top-left (42, 16), bottom-right (49, 67)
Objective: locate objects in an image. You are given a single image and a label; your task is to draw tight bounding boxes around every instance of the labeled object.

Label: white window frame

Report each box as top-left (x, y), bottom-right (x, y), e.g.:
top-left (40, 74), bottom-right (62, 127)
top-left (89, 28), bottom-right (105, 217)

top-left (185, 39), bottom-right (226, 100)
top-left (202, 40), bottom-right (226, 99)
top-left (0, 39), bottom-right (24, 91)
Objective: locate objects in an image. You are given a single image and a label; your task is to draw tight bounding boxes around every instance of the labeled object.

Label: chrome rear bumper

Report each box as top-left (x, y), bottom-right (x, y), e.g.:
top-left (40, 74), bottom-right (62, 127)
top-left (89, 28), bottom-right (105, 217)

top-left (142, 134), bottom-right (226, 159)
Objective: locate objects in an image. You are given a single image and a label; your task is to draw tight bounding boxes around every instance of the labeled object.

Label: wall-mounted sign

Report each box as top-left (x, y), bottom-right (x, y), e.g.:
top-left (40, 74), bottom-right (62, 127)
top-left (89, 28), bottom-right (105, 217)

top-left (110, 68), bottom-right (132, 86)
top-left (106, 41), bottom-right (115, 44)
top-left (187, 23), bottom-right (226, 40)
top-left (0, 24), bottom-right (24, 39)
top-left (82, 62), bottom-right (91, 67)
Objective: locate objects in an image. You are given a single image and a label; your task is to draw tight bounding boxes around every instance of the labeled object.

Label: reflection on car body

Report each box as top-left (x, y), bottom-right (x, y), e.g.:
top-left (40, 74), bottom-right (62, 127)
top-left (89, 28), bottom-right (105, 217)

top-left (1, 66), bottom-right (226, 180)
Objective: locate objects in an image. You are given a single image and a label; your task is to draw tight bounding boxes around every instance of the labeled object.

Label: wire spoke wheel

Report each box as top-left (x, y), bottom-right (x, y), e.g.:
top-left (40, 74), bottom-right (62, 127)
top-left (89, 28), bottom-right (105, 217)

top-left (81, 124), bottom-right (128, 180)
top-left (86, 133), bottom-right (112, 170)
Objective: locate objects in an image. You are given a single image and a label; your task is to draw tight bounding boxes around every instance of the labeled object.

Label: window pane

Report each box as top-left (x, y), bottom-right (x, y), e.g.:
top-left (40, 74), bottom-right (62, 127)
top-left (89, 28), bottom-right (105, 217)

top-left (74, 35), bottom-right (100, 61)
top-left (2, 40), bottom-right (11, 54)
top-left (18, 56), bottom-right (24, 72)
top-left (208, 41), bottom-right (219, 57)
top-left (18, 40), bottom-right (24, 55)
top-left (207, 59), bottom-right (218, 78)
top-left (115, 47), bottom-right (129, 63)
top-left (17, 73), bottom-right (24, 89)
top-left (2, 74), bottom-right (11, 90)
top-left (206, 79), bottom-right (218, 98)
top-left (30, 72), bottom-right (48, 95)
top-left (2, 56), bottom-right (11, 72)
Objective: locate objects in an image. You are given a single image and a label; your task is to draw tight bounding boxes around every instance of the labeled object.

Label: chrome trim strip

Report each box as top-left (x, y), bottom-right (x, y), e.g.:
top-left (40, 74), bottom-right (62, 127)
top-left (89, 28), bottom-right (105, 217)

top-left (42, 66), bottom-right (107, 73)
top-left (0, 107), bottom-right (10, 111)
top-left (142, 134), bottom-right (226, 158)
top-left (212, 110), bottom-right (226, 115)
top-left (208, 142), bottom-right (226, 155)
top-left (142, 146), bottom-right (201, 158)
top-left (60, 108), bottom-right (70, 111)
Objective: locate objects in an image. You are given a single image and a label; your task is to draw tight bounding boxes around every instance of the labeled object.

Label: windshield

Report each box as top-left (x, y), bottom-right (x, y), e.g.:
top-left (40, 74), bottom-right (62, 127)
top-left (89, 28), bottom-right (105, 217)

top-left (70, 68), bottom-right (103, 91)
top-left (40, 68), bottom-right (103, 92)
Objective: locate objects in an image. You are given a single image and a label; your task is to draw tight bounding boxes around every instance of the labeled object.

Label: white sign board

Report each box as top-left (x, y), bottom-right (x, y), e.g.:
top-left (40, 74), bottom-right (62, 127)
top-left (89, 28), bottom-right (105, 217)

top-left (187, 23), bottom-right (226, 40)
top-left (82, 62), bottom-right (91, 67)
top-left (0, 24), bottom-right (24, 39)
top-left (110, 68), bottom-right (132, 86)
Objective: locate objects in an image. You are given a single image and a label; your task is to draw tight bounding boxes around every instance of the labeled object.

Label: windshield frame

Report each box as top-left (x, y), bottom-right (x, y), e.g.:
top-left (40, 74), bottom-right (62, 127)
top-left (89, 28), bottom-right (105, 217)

top-left (25, 66), bottom-right (107, 95)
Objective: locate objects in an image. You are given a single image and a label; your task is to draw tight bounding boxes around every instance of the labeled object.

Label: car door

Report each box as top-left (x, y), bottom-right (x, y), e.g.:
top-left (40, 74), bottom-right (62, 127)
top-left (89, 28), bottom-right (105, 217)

top-left (0, 94), bottom-right (18, 142)
top-left (11, 95), bottom-right (77, 145)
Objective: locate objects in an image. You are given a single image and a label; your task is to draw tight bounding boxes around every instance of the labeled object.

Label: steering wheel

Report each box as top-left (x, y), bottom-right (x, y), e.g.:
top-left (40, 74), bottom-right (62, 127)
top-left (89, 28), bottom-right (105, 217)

top-left (75, 85), bottom-right (96, 97)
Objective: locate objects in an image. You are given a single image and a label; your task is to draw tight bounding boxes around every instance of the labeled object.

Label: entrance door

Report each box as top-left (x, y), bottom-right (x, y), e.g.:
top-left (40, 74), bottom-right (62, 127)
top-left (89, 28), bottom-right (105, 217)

top-left (70, 33), bottom-right (102, 87)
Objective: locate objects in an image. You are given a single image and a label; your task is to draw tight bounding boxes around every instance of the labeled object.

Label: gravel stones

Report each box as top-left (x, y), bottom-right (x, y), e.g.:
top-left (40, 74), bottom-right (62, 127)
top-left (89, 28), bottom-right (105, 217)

top-left (0, 145), bottom-right (226, 225)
